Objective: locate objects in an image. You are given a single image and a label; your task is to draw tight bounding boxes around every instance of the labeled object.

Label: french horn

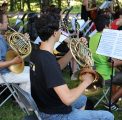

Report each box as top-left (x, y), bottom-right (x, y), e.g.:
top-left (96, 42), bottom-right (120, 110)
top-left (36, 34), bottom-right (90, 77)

top-left (5, 26), bottom-right (32, 74)
top-left (70, 37), bottom-right (103, 96)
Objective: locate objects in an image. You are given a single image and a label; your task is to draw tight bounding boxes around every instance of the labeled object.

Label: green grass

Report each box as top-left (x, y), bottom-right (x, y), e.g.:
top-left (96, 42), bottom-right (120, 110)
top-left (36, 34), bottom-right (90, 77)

top-left (0, 100), bottom-right (25, 120)
top-left (0, 68), bottom-right (122, 120)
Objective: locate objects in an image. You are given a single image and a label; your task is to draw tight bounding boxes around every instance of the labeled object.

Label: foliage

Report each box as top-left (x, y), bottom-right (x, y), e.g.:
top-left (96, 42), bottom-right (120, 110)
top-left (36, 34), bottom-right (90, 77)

top-left (0, 100), bottom-right (25, 120)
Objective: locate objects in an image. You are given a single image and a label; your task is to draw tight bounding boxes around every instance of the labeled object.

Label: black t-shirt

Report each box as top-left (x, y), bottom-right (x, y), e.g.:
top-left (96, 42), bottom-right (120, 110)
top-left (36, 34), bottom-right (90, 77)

top-left (30, 49), bottom-right (72, 114)
top-left (81, 5), bottom-right (88, 21)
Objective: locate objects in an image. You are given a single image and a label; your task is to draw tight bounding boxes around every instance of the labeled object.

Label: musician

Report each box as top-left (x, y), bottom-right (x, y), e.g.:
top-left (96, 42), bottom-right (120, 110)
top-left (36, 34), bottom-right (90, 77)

top-left (0, 1), bottom-right (30, 93)
top-left (111, 8), bottom-right (122, 30)
top-left (30, 13), bottom-right (114, 120)
top-left (89, 14), bottom-right (122, 110)
top-left (81, 0), bottom-right (97, 21)
top-left (34, 5), bottom-right (79, 77)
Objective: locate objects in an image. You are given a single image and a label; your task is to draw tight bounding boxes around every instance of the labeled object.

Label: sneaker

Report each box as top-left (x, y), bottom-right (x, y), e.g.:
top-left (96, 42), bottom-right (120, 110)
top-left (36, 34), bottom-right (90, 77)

top-left (70, 71), bottom-right (80, 81)
top-left (104, 103), bottom-right (119, 111)
top-left (71, 73), bottom-right (78, 80)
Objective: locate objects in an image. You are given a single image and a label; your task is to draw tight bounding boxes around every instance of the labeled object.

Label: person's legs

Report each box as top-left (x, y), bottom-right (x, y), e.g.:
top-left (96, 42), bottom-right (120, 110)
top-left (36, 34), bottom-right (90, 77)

top-left (1, 66), bottom-right (30, 93)
top-left (107, 72), bottom-right (122, 103)
top-left (111, 87), bottom-right (122, 104)
top-left (39, 95), bottom-right (114, 120)
top-left (40, 108), bottom-right (114, 120)
top-left (71, 95), bottom-right (87, 110)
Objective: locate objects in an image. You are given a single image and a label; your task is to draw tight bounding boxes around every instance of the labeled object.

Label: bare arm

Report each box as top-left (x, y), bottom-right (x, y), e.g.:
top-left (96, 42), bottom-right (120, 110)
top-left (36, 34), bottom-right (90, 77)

top-left (54, 73), bottom-right (93, 106)
top-left (0, 60), bottom-right (14, 68)
top-left (86, 5), bottom-right (97, 11)
top-left (111, 58), bottom-right (122, 67)
top-left (58, 50), bottom-right (72, 70)
top-left (83, 0), bottom-right (97, 11)
top-left (0, 56), bottom-right (22, 68)
top-left (0, 14), bottom-right (8, 30)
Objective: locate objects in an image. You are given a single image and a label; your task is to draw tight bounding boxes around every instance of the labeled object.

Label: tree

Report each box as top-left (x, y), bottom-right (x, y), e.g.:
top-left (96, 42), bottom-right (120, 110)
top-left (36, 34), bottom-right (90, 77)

top-left (25, 0), bottom-right (31, 11)
top-left (57, 0), bottom-right (61, 8)
top-left (10, 0), bottom-right (16, 11)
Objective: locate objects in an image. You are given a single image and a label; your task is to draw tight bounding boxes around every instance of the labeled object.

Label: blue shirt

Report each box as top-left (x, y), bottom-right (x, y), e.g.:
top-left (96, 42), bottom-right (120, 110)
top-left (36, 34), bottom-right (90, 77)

top-left (0, 35), bottom-right (10, 74)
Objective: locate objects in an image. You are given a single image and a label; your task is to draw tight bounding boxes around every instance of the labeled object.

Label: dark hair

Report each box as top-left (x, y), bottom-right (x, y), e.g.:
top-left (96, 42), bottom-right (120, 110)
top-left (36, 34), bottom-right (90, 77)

top-left (35, 13), bottom-right (60, 41)
top-left (0, 2), bottom-right (8, 23)
top-left (95, 14), bottom-right (110, 32)
top-left (119, 9), bottom-right (122, 16)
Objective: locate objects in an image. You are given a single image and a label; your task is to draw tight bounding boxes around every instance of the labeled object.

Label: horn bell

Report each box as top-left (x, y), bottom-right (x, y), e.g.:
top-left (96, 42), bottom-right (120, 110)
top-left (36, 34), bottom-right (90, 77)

top-left (6, 50), bottom-right (24, 74)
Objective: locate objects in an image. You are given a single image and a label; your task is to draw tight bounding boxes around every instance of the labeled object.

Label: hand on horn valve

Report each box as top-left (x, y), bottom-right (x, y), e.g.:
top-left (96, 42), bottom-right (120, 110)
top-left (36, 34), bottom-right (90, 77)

top-left (79, 67), bottom-right (99, 82)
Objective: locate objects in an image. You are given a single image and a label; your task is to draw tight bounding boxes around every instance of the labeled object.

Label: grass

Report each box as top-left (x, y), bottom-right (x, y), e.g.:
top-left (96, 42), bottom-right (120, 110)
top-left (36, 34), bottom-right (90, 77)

top-left (0, 68), bottom-right (122, 120)
top-left (0, 100), bottom-right (25, 120)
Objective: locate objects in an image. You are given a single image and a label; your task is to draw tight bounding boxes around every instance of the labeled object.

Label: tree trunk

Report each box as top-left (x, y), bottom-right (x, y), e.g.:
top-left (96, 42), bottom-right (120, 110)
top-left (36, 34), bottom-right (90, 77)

top-left (57, 0), bottom-right (61, 8)
top-left (10, 0), bottom-right (15, 11)
top-left (26, 0), bottom-right (31, 11)
top-left (67, 0), bottom-right (70, 7)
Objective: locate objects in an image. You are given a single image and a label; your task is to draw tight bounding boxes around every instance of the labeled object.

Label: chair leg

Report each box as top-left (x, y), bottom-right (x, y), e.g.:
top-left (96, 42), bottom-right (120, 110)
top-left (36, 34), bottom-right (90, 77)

top-left (94, 88), bottom-right (110, 108)
top-left (11, 84), bottom-right (31, 115)
top-left (0, 92), bottom-right (13, 107)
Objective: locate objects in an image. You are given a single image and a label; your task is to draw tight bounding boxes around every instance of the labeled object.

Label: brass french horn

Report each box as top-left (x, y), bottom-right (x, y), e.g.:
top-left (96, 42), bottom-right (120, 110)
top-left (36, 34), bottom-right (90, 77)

top-left (70, 37), bottom-right (103, 96)
top-left (5, 26), bottom-right (32, 74)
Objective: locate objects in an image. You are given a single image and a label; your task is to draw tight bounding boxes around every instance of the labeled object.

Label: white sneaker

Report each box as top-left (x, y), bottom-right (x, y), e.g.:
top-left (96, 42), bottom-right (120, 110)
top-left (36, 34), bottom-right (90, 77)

top-left (70, 71), bottom-right (80, 80)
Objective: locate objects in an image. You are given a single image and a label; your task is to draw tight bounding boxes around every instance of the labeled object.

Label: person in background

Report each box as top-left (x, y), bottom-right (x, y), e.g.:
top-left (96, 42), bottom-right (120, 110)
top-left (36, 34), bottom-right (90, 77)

top-left (89, 14), bottom-right (122, 110)
top-left (111, 8), bottom-right (122, 30)
top-left (81, 0), bottom-right (97, 21)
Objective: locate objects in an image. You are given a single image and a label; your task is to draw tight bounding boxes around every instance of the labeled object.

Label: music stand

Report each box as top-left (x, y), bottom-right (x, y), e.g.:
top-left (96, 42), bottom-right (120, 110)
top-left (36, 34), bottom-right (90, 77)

top-left (96, 29), bottom-right (122, 112)
top-left (108, 58), bottom-right (114, 112)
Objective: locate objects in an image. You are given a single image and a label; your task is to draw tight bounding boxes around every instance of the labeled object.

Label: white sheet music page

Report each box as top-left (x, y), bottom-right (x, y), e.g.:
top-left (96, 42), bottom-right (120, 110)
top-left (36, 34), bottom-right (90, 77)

top-left (54, 31), bottom-right (69, 49)
top-left (96, 29), bottom-right (122, 60)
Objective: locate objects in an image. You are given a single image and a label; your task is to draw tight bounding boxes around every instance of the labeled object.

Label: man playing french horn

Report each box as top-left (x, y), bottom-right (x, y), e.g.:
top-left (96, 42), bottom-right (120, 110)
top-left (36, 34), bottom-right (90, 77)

top-left (30, 13), bottom-right (114, 120)
top-left (0, 1), bottom-right (30, 93)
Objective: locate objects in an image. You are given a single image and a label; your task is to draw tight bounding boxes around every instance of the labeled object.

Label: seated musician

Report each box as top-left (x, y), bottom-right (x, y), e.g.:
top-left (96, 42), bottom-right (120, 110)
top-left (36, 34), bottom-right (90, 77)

top-left (89, 14), bottom-right (122, 110)
top-left (30, 13), bottom-right (114, 120)
top-left (0, 1), bottom-right (30, 93)
top-left (111, 8), bottom-right (122, 30)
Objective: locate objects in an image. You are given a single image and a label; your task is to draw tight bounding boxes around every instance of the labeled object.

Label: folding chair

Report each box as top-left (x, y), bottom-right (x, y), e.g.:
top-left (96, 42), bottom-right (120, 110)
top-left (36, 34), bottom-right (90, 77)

top-left (0, 74), bottom-right (20, 107)
top-left (94, 81), bottom-right (110, 108)
top-left (11, 83), bottom-right (42, 120)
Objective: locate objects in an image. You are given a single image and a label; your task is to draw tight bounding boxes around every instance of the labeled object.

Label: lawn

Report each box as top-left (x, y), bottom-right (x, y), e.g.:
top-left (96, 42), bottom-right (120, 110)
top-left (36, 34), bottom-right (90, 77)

top-left (0, 68), bottom-right (122, 120)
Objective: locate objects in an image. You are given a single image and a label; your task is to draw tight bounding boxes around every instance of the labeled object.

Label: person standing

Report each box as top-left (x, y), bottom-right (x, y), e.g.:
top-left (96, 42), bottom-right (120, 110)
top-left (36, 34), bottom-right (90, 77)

top-left (81, 0), bottom-right (97, 21)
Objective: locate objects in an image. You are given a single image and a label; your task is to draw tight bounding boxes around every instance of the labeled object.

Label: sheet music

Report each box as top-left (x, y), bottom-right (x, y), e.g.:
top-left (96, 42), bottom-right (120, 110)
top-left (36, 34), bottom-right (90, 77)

top-left (77, 19), bottom-right (85, 30)
top-left (96, 29), bottom-right (122, 60)
top-left (89, 29), bottom-right (97, 38)
top-left (79, 20), bottom-right (91, 32)
top-left (54, 31), bottom-right (69, 49)
top-left (71, 16), bottom-right (77, 31)
top-left (34, 36), bottom-right (42, 44)
top-left (99, 1), bottom-right (112, 9)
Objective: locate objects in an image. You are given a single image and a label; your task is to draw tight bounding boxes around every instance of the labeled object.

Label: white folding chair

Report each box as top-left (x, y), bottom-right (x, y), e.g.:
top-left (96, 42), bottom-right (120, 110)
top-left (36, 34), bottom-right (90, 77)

top-left (84, 22), bottom-right (95, 37)
top-left (79, 19), bottom-right (91, 32)
top-left (12, 83), bottom-right (42, 120)
top-left (94, 81), bottom-right (110, 108)
top-left (89, 29), bottom-right (97, 38)
top-left (0, 74), bottom-right (21, 107)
